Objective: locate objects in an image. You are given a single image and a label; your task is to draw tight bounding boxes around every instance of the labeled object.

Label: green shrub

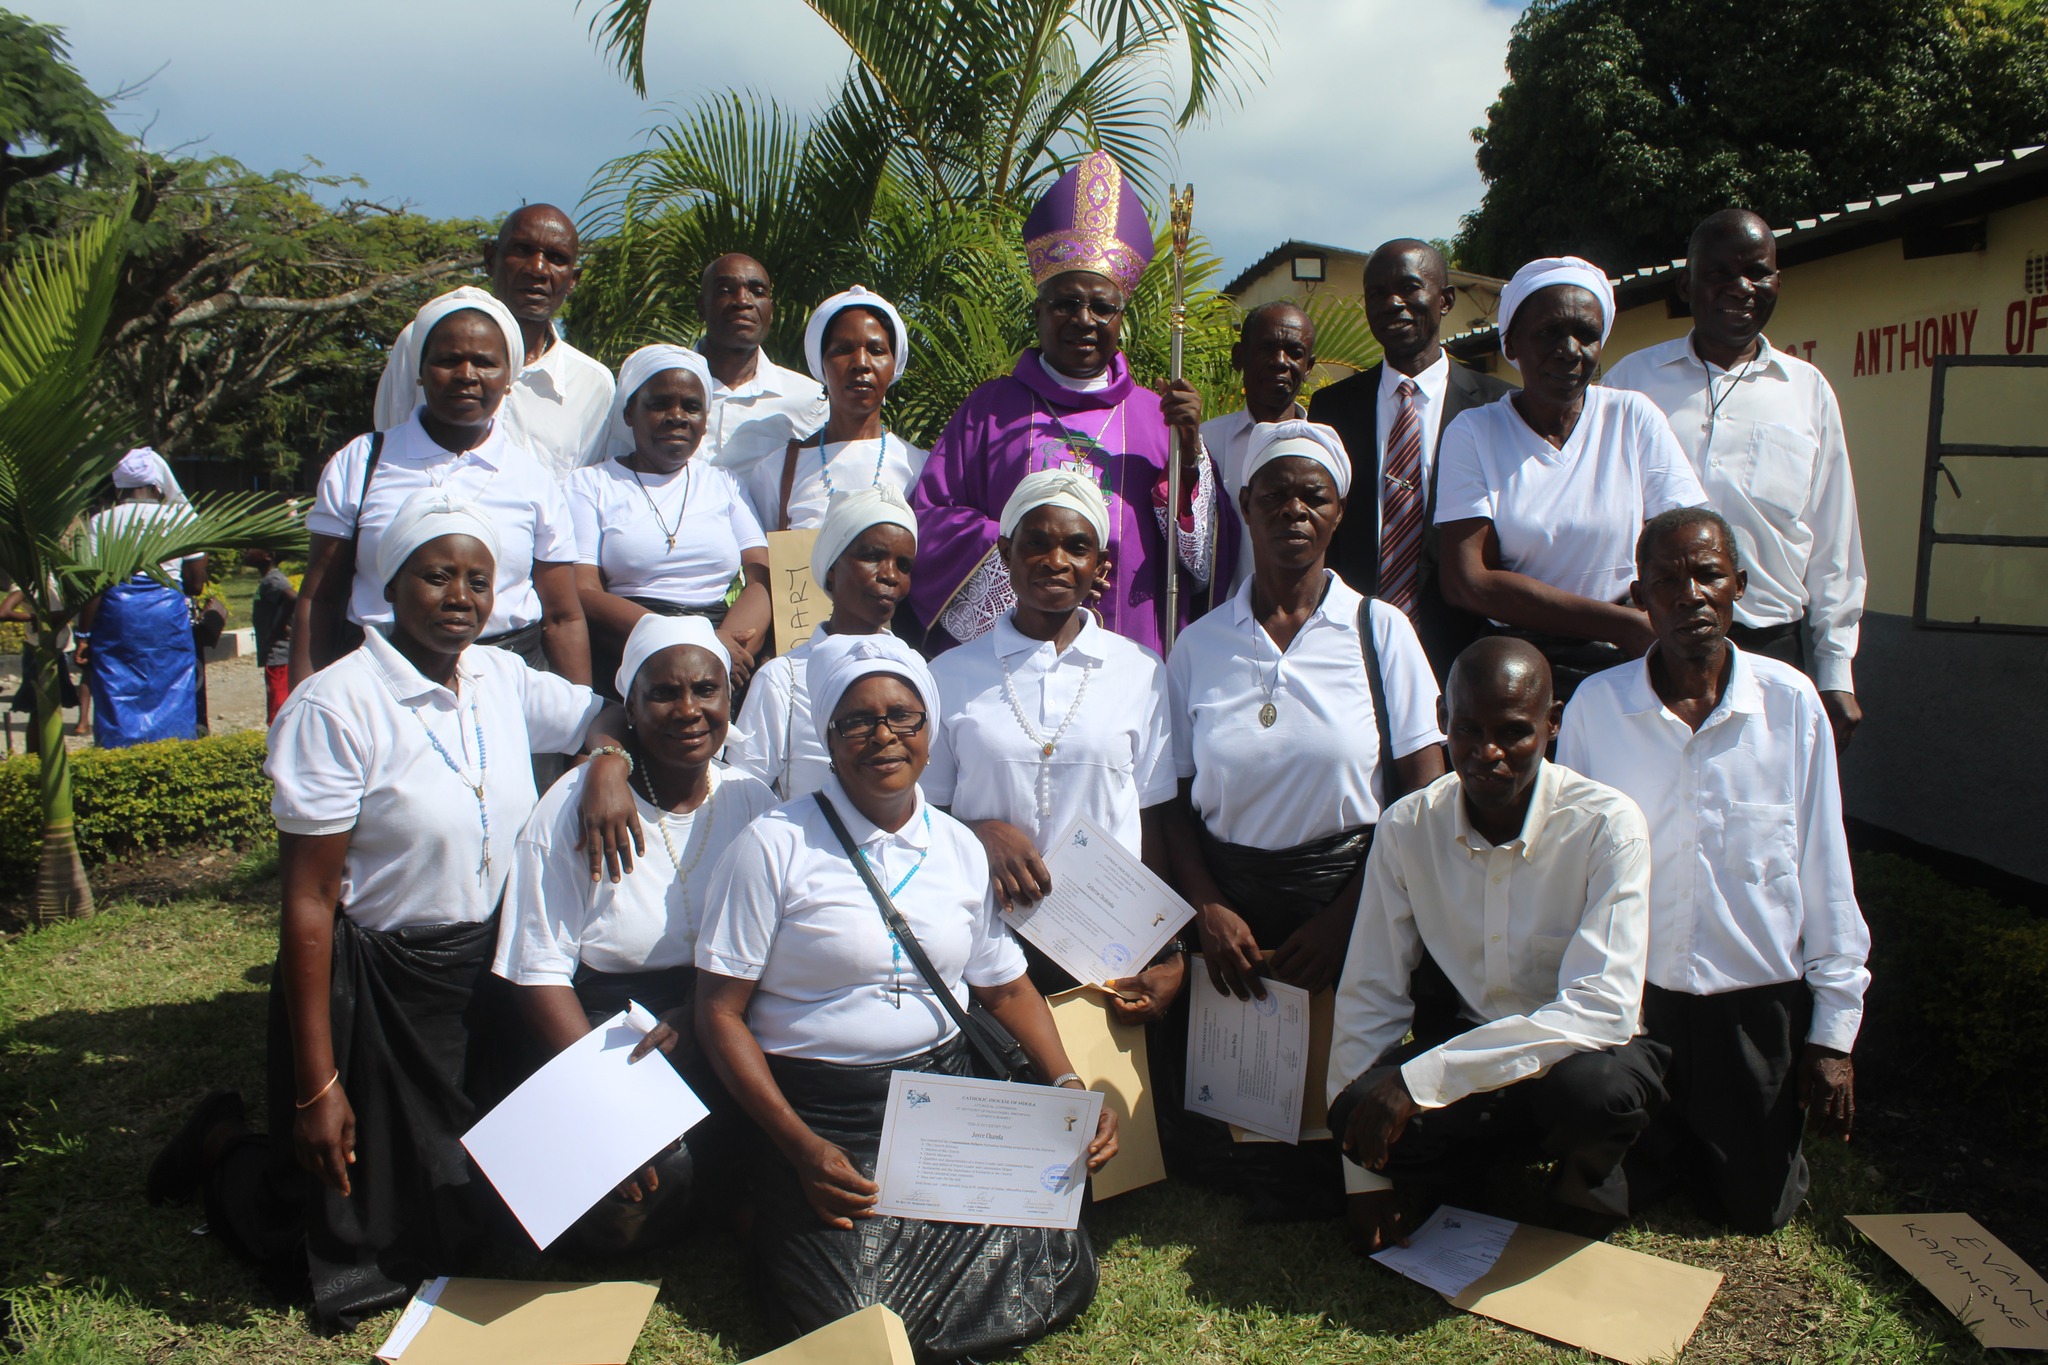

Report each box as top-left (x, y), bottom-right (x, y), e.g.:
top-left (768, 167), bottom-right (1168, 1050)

top-left (1858, 850), bottom-right (2048, 1142)
top-left (0, 731), bottom-right (272, 881)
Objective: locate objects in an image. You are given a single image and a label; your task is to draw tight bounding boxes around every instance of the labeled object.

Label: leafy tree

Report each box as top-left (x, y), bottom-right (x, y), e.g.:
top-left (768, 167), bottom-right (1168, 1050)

top-left (1454, 0), bottom-right (2048, 275)
top-left (0, 9), bottom-right (124, 243)
top-left (573, 0), bottom-right (1272, 439)
top-left (0, 206), bottom-right (304, 922)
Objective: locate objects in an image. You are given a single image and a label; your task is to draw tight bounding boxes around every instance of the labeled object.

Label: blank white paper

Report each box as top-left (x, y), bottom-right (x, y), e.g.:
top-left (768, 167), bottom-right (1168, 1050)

top-left (461, 1004), bottom-right (709, 1249)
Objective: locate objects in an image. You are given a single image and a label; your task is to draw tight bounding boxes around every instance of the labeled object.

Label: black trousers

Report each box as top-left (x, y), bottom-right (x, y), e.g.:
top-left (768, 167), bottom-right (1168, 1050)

top-left (1728, 619), bottom-right (1806, 674)
top-left (1333, 1030), bottom-right (1668, 1219)
top-left (1628, 980), bottom-right (1813, 1233)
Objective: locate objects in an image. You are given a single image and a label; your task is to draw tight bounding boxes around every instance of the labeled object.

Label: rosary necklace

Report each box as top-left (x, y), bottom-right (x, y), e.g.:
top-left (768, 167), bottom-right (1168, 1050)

top-left (999, 638), bottom-right (1096, 817)
top-left (630, 460), bottom-right (693, 552)
top-left (416, 706), bottom-right (491, 883)
top-left (858, 808), bottom-right (931, 1008)
top-left (636, 761), bottom-right (718, 927)
top-left (817, 430), bottom-right (891, 498)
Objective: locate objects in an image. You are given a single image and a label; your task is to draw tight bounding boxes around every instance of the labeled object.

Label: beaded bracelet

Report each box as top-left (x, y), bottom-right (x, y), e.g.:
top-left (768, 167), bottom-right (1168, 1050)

top-left (587, 744), bottom-right (635, 777)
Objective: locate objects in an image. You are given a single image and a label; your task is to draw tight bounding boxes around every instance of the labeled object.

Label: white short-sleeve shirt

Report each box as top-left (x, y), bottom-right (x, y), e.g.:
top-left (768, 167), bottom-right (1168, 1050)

top-left (1433, 387), bottom-right (1708, 613)
top-left (924, 611), bottom-right (1173, 857)
top-left (725, 628), bottom-right (832, 801)
top-left (494, 759), bottom-right (777, 985)
top-left (743, 434), bottom-right (932, 532)
top-left (1167, 572), bottom-right (1445, 850)
top-left (264, 626), bottom-right (601, 932)
top-left (696, 778), bottom-right (1028, 1064)
top-left (566, 456), bottom-right (766, 605)
top-left (306, 412), bottom-right (579, 636)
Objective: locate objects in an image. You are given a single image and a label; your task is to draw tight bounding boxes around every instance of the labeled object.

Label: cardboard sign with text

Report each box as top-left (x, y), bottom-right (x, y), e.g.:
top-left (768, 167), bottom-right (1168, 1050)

top-left (1848, 1213), bottom-right (2048, 1350)
top-left (766, 529), bottom-right (824, 659)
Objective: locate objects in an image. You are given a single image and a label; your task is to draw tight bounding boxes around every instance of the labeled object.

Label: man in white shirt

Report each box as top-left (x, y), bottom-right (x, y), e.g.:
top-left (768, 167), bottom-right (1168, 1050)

top-left (1328, 638), bottom-right (1665, 1249)
top-left (695, 253), bottom-right (830, 515)
top-left (1311, 240), bottom-right (1514, 677)
top-left (1557, 507), bottom-right (1865, 1233)
top-left (375, 205), bottom-right (617, 481)
top-left (1605, 210), bottom-right (1867, 750)
top-left (1199, 302), bottom-right (1315, 593)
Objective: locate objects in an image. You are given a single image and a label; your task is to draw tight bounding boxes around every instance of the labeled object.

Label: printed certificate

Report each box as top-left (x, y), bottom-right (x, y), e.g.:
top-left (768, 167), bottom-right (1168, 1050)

top-left (1184, 967), bottom-right (1312, 1144)
top-left (1004, 816), bottom-right (1194, 986)
top-left (872, 1071), bottom-right (1103, 1229)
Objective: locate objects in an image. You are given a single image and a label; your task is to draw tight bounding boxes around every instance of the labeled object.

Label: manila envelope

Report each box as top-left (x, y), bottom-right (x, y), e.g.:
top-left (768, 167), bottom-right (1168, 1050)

top-left (1231, 987), bottom-right (1336, 1144)
top-left (380, 1278), bottom-right (659, 1365)
top-left (745, 1303), bottom-right (916, 1363)
top-left (1049, 986), bottom-right (1166, 1199)
top-left (1847, 1212), bottom-right (2048, 1350)
top-left (766, 529), bottom-right (824, 659)
top-left (1447, 1225), bottom-right (1721, 1365)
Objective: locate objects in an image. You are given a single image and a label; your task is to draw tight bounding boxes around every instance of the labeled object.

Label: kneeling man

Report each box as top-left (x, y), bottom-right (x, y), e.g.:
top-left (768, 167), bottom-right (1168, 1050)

top-left (1558, 507), bottom-right (1866, 1233)
top-left (1329, 638), bottom-right (1664, 1249)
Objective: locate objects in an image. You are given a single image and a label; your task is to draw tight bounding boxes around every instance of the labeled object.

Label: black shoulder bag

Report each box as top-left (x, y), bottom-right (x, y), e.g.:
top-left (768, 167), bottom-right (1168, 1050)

top-left (813, 792), bottom-right (1038, 1083)
top-left (1357, 594), bottom-right (1396, 782)
top-left (326, 430), bottom-right (386, 660)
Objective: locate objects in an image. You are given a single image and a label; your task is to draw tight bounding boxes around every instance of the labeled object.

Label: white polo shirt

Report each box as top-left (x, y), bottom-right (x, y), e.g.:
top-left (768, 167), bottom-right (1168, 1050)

top-left (1433, 387), bottom-right (1707, 614)
top-left (924, 611), bottom-right (1174, 857)
top-left (696, 778), bottom-right (1027, 1064)
top-left (1604, 335), bottom-right (1866, 692)
top-left (566, 456), bottom-right (765, 605)
top-left (375, 326), bottom-right (616, 483)
top-left (1556, 645), bottom-right (1870, 1051)
top-left (725, 627), bottom-right (832, 801)
top-left (699, 353), bottom-right (830, 489)
top-left (1330, 762), bottom-right (1651, 1190)
top-left (743, 433), bottom-right (932, 532)
top-left (494, 759), bottom-right (776, 985)
top-left (265, 626), bottom-right (601, 932)
top-left (1167, 572), bottom-right (1444, 850)
top-left (306, 412), bottom-right (579, 637)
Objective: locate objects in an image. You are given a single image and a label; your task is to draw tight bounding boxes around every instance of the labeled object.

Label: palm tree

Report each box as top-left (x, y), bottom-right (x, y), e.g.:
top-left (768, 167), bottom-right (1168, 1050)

top-left (572, 0), bottom-right (1274, 440)
top-left (0, 206), bottom-right (305, 923)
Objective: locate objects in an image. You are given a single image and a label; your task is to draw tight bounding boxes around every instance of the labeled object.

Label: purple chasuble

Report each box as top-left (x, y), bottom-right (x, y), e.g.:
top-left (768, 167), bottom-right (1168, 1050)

top-left (910, 350), bottom-right (1237, 655)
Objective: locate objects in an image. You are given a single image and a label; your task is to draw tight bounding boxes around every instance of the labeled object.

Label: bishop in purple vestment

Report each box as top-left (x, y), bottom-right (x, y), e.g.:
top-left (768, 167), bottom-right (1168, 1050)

top-left (911, 152), bottom-right (1236, 654)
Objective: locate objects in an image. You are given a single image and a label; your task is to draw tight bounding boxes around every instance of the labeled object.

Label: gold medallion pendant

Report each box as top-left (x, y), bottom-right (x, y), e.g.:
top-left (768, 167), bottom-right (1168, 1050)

top-left (1258, 701), bottom-right (1277, 728)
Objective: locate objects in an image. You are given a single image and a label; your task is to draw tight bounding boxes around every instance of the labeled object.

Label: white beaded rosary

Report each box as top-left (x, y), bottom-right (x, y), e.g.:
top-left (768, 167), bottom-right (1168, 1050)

top-left (999, 650), bottom-right (1095, 819)
top-left (636, 762), bottom-right (719, 930)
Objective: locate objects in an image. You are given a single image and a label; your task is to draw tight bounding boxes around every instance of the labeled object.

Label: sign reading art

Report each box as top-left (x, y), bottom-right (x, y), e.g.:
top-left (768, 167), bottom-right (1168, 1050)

top-left (766, 529), bottom-right (824, 658)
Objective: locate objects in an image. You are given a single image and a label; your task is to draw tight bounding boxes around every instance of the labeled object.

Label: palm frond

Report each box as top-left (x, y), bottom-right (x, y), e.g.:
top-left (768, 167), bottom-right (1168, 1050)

top-left (582, 0), bottom-right (655, 97)
top-left (1298, 292), bottom-right (1386, 377)
top-left (1079, 0), bottom-right (1273, 127)
top-left (53, 493), bottom-right (307, 613)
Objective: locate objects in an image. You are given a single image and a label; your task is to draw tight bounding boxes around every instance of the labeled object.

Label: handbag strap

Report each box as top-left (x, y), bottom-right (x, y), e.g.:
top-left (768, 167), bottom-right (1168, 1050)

top-left (1357, 594), bottom-right (1396, 799)
top-left (812, 792), bottom-right (1009, 1078)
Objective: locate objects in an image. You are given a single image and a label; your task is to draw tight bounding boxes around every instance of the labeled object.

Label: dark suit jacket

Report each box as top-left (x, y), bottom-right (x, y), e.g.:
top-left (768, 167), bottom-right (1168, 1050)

top-left (1310, 357), bottom-right (1515, 679)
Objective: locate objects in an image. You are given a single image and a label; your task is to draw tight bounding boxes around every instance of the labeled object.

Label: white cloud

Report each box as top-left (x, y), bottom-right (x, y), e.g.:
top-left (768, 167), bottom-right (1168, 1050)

top-left (27, 0), bottom-right (1519, 278)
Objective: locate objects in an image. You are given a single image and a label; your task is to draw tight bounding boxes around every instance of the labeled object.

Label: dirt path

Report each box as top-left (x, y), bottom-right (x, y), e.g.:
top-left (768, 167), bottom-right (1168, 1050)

top-left (0, 653), bottom-right (269, 757)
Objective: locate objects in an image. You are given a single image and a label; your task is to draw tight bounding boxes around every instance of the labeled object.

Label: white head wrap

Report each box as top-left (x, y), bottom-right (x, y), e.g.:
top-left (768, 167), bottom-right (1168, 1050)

top-left (998, 469), bottom-right (1110, 545)
top-left (811, 486), bottom-right (919, 589)
top-left (111, 448), bottom-right (189, 504)
top-left (615, 612), bottom-right (731, 699)
top-left (1496, 256), bottom-right (1616, 370)
top-left (410, 285), bottom-right (526, 380)
top-left (1241, 420), bottom-right (1351, 498)
top-left (374, 488), bottom-right (501, 586)
top-left (803, 285), bottom-right (910, 386)
top-left (805, 631), bottom-right (939, 751)
top-left (606, 343), bottom-right (716, 462)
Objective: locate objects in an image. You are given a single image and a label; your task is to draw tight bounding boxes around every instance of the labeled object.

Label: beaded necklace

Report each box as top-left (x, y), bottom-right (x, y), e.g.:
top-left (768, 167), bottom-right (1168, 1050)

top-left (858, 807), bottom-right (932, 1008)
top-left (817, 430), bottom-right (891, 498)
top-left (998, 627), bottom-right (1096, 818)
top-left (635, 762), bottom-right (719, 930)
top-left (415, 705), bottom-right (491, 884)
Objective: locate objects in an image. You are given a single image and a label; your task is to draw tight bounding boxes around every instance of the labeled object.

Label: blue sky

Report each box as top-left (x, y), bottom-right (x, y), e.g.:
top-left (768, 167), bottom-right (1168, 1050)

top-left (28, 0), bottom-right (1524, 283)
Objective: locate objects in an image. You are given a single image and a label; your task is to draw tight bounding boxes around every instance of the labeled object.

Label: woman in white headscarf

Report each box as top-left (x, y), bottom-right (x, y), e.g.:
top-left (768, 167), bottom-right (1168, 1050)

top-left (696, 631), bottom-right (1116, 1360)
top-left (74, 448), bottom-right (207, 747)
top-left (726, 486), bottom-right (918, 800)
top-left (494, 614), bottom-right (775, 1254)
top-left (148, 490), bottom-right (608, 1332)
top-left (569, 344), bottom-right (772, 693)
top-left (1434, 256), bottom-right (1708, 697)
top-left (923, 469), bottom-right (1183, 1018)
top-left (749, 286), bottom-right (929, 532)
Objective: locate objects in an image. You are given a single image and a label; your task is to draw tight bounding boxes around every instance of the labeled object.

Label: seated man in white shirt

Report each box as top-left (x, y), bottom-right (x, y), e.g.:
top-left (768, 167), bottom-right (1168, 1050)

top-left (1328, 638), bottom-right (1665, 1250)
top-left (1604, 211), bottom-right (1867, 750)
top-left (375, 205), bottom-right (617, 481)
top-left (1557, 507), bottom-right (1866, 1233)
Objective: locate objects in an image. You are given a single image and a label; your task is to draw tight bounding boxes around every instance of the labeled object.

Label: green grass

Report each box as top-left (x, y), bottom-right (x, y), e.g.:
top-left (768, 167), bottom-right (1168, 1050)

top-left (0, 876), bottom-right (2002, 1364)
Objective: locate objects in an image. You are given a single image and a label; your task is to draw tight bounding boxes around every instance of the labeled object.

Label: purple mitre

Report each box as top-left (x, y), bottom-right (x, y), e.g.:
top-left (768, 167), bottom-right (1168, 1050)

top-left (1022, 151), bottom-right (1155, 293)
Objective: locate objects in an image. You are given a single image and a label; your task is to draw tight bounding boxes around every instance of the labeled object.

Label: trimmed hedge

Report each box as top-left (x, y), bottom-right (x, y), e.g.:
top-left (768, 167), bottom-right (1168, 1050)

top-left (0, 730), bottom-right (272, 882)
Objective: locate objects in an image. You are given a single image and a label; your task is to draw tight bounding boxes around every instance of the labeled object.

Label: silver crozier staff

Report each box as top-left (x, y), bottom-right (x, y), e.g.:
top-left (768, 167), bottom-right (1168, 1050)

top-left (1163, 182), bottom-right (1195, 654)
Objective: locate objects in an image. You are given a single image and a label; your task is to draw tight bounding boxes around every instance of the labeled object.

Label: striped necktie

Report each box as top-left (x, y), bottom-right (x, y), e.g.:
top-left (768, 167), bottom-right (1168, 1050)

top-left (1380, 378), bottom-right (1425, 615)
